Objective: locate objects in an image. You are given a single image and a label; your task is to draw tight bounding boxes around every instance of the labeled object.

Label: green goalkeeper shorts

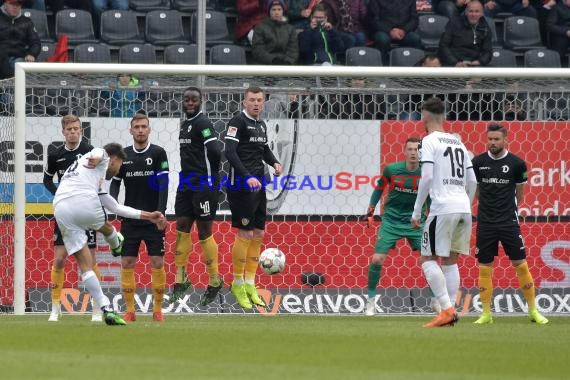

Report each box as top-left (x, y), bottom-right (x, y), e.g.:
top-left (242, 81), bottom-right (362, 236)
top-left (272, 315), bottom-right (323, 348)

top-left (374, 219), bottom-right (422, 254)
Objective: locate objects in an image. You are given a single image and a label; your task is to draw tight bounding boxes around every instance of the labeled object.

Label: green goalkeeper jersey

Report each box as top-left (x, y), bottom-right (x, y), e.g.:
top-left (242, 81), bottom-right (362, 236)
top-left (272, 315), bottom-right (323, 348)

top-left (369, 161), bottom-right (425, 224)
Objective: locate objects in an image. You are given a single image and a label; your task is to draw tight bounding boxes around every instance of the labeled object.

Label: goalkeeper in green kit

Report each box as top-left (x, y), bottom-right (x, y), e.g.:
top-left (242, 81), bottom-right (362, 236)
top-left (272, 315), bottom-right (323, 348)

top-left (364, 137), bottom-right (436, 315)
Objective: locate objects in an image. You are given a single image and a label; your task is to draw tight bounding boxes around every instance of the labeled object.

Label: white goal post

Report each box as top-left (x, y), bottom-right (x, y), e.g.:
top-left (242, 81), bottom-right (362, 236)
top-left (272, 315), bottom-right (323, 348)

top-left (8, 62), bottom-right (570, 315)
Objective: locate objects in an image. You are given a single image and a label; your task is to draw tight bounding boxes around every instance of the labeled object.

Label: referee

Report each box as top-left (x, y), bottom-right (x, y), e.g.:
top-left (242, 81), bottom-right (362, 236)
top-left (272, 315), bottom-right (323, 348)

top-left (472, 124), bottom-right (548, 325)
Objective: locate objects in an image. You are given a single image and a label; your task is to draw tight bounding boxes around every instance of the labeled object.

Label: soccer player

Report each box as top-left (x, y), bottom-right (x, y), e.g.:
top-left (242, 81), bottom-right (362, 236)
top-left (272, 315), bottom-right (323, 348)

top-left (53, 143), bottom-right (166, 325)
top-left (109, 114), bottom-right (169, 322)
top-left (471, 124), bottom-right (548, 325)
top-left (44, 114), bottom-right (101, 322)
top-left (224, 86), bottom-right (282, 309)
top-left (365, 137), bottom-right (438, 315)
top-left (411, 97), bottom-right (477, 328)
top-left (168, 87), bottom-right (224, 307)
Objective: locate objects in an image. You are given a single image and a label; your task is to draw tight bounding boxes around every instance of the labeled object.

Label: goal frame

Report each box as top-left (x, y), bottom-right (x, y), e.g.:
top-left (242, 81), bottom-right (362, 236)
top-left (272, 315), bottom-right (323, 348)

top-left (12, 62), bottom-right (570, 315)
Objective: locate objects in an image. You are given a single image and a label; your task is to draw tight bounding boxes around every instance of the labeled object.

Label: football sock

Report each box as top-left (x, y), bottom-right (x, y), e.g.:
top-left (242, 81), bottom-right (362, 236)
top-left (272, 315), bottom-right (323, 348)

top-left (104, 227), bottom-right (120, 249)
top-left (478, 265), bottom-right (493, 314)
top-left (232, 236), bottom-right (251, 283)
top-left (50, 266), bottom-right (64, 304)
top-left (245, 238), bottom-right (263, 282)
top-left (200, 235), bottom-right (220, 286)
top-left (82, 270), bottom-right (110, 309)
top-left (92, 263), bottom-right (102, 282)
top-left (515, 261), bottom-right (537, 311)
top-left (151, 267), bottom-right (166, 313)
top-left (121, 268), bottom-right (136, 313)
top-left (367, 263), bottom-right (382, 299)
top-left (421, 261), bottom-right (452, 310)
top-left (442, 264), bottom-right (460, 306)
top-left (175, 230), bottom-right (191, 284)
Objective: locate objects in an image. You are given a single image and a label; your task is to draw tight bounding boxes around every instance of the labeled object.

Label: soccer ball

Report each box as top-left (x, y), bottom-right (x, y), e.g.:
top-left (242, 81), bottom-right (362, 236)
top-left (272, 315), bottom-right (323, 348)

top-left (259, 248), bottom-right (286, 275)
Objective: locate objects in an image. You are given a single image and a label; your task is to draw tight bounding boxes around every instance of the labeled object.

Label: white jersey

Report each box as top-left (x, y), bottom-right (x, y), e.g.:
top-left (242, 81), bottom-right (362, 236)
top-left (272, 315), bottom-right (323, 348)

top-left (53, 148), bottom-right (109, 205)
top-left (419, 131), bottom-right (472, 215)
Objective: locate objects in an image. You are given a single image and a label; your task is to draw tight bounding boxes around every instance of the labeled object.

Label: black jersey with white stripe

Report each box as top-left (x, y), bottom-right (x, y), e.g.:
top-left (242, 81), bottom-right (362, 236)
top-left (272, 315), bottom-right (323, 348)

top-left (472, 151), bottom-right (527, 224)
top-left (179, 111), bottom-right (221, 186)
top-left (43, 141), bottom-right (94, 195)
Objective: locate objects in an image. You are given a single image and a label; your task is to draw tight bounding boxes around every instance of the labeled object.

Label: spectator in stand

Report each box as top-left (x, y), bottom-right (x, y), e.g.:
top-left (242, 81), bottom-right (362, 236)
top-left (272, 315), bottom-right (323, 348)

top-left (106, 73), bottom-right (145, 117)
top-left (417, 0), bottom-right (434, 12)
top-left (435, 0), bottom-right (470, 19)
top-left (0, 0), bottom-right (45, 9)
top-left (91, 0), bottom-right (129, 37)
top-left (537, 0), bottom-right (556, 45)
top-left (439, 0), bottom-right (492, 66)
top-left (368, 0), bottom-right (423, 65)
top-left (288, 0), bottom-right (320, 30)
top-left (547, 0), bottom-right (570, 66)
top-left (236, 0), bottom-right (267, 45)
top-left (484, 0), bottom-right (538, 18)
top-left (0, 0), bottom-right (40, 79)
top-left (321, 0), bottom-right (368, 49)
top-left (298, 3), bottom-right (345, 65)
top-left (48, 0), bottom-right (92, 13)
top-left (252, 0), bottom-right (299, 65)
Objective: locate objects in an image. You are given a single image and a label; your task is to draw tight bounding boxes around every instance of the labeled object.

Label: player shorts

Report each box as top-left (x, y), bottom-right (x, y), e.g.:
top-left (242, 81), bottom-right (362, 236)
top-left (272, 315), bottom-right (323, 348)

top-left (54, 223), bottom-right (96, 249)
top-left (175, 189), bottom-right (219, 221)
top-left (121, 221), bottom-right (165, 257)
top-left (227, 189), bottom-right (266, 230)
top-left (375, 219), bottom-right (422, 254)
top-left (421, 213), bottom-right (472, 257)
top-left (475, 223), bottom-right (526, 264)
top-left (53, 194), bottom-right (107, 255)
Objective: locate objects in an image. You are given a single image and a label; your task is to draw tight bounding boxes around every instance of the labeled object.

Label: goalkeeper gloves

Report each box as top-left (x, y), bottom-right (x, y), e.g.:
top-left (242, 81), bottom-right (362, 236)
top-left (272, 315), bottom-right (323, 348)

top-left (366, 206), bottom-right (375, 228)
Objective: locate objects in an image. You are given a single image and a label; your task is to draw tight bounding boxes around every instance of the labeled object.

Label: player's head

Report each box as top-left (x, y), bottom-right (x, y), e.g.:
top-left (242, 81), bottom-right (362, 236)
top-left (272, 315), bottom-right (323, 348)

top-left (103, 143), bottom-right (127, 179)
top-left (129, 113), bottom-right (150, 146)
top-left (183, 87), bottom-right (202, 117)
top-left (404, 137), bottom-right (421, 164)
top-left (60, 114), bottom-right (82, 147)
top-left (421, 97), bottom-right (445, 132)
top-left (486, 123), bottom-right (507, 156)
top-left (243, 86), bottom-right (265, 119)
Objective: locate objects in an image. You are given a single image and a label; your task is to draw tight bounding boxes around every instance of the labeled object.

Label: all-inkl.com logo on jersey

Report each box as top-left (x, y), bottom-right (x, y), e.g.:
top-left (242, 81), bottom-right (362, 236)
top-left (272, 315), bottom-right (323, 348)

top-left (147, 171), bottom-right (421, 192)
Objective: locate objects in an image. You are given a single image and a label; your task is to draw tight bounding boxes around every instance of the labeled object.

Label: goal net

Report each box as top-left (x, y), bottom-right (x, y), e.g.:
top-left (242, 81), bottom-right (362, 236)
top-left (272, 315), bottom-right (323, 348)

top-left (3, 63), bottom-right (570, 316)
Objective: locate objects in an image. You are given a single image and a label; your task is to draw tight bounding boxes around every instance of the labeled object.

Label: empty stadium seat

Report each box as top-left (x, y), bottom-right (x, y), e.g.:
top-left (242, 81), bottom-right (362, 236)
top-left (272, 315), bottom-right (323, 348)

top-left (37, 42), bottom-right (56, 62)
top-left (73, 43), bottom-right (112, 63)
top-left (389, 47), bottom-right (425, 66)
top-left (418, 14), bottom-right (449, 50)
top-left (129, 0), bottom-right (171, 12)
top-left (23, 9), bottom-right (52, 42)
top-left (503, 16), bottom-right (543, 51)
top-left (345, 47), bottom-right (383, 66)
top-left (487, 48), bottom-right (517, 67)
top-left (145, 10), bottom-right (188, 46)
top-left (100, 10), bottom-right (144, 45)
top-left (172, 0), bottom-right (215, 12)
top-left (209, 44), bottom-right (246, 65)
top-left (55, 9), bottom-right (98, 45)
top-left (119, 43), bottom-right (157, 64)
top-left (163, 44), bottom-right (198, 64)
top-left (524, 49), bottom-right (561, 68)
top-left (191, 10), bottom-right (233, 45)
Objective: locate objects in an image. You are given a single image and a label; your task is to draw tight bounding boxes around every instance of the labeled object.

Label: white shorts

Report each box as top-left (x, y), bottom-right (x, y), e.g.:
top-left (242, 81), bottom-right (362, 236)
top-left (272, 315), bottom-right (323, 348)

top-left (53, 194), bottom-right (106, 255)
top-left (421, 213), bottom-right (472, 257)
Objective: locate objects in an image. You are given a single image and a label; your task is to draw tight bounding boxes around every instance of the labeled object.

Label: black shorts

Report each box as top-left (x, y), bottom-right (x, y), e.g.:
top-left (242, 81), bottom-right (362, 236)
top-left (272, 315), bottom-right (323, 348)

top-left (121, 221), bottom-right (165, 257)
top-left (227, 189), bottom-right (266, 230)
top-left (475, 223), bottom-right (526, 264)
top-left (175, 189), bottom-right (219, 221)
top-left (54, 223), bottom-right (96, 249)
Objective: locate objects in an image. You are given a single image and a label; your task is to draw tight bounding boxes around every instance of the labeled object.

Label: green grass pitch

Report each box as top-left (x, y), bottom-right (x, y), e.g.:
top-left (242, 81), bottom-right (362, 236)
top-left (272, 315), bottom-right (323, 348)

top-left (1, 315), bottom-right (569, 380)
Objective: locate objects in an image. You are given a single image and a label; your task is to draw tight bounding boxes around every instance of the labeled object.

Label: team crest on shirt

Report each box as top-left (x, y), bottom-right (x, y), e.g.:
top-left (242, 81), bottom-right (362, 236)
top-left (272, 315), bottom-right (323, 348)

top-left (241, 218), bottom-right (250, 226)
top-left (227, 126), bottom-right (238, 137)
top-left (201, 128), bottom-right (212, 138)
top-left (146, 157), bottom-right (153, 165)
top-left (187, 124), bottom-right (193, 133)
top-left (502, 165), bottom-right (509, 173)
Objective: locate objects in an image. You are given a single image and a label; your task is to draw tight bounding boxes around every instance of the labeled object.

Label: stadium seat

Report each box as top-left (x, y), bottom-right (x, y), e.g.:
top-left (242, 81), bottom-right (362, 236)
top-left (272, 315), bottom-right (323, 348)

top-left (100, 10), bottom-right (144, 45)
top-left (209, 44), bottom-right (246, 65)
top-left (488, 48), bottom-right (517, 67)
top-left (129, 0), bottom-right (171, 12)
top-left (503, 16), bottom-right (543, 52)
top-left (119, 43), bottom-right (157, 64)
top-left (23, 9), bottom-right (52, 42)
top-left (163, 44), bottom-right (198, 64)
top-left (389, 47), bottom-right (425, 67)
top-left (73, 43), bottom-right (112, 63)
top-left (55, 9), bottom-right (98, 45)
top-left (191, 10), bottom-right (233, 46)
top-left (345, 47), bottom-right (382, 66)
top-left (37, 42), bottom-right (56, 62)
top-left (417, 14), bottom-right (448, 50)
top-left (145, 10), bottom-right (188, 46)
top-left (524, 49), bottom-right (561, 68)
top-left (172, 0), bottom-right (215, 12)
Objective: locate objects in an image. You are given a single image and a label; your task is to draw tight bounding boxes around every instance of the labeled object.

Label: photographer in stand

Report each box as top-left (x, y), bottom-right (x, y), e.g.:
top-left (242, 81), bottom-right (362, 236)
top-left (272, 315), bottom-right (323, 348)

top-left (298, 3), bottom-right (345, 65)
